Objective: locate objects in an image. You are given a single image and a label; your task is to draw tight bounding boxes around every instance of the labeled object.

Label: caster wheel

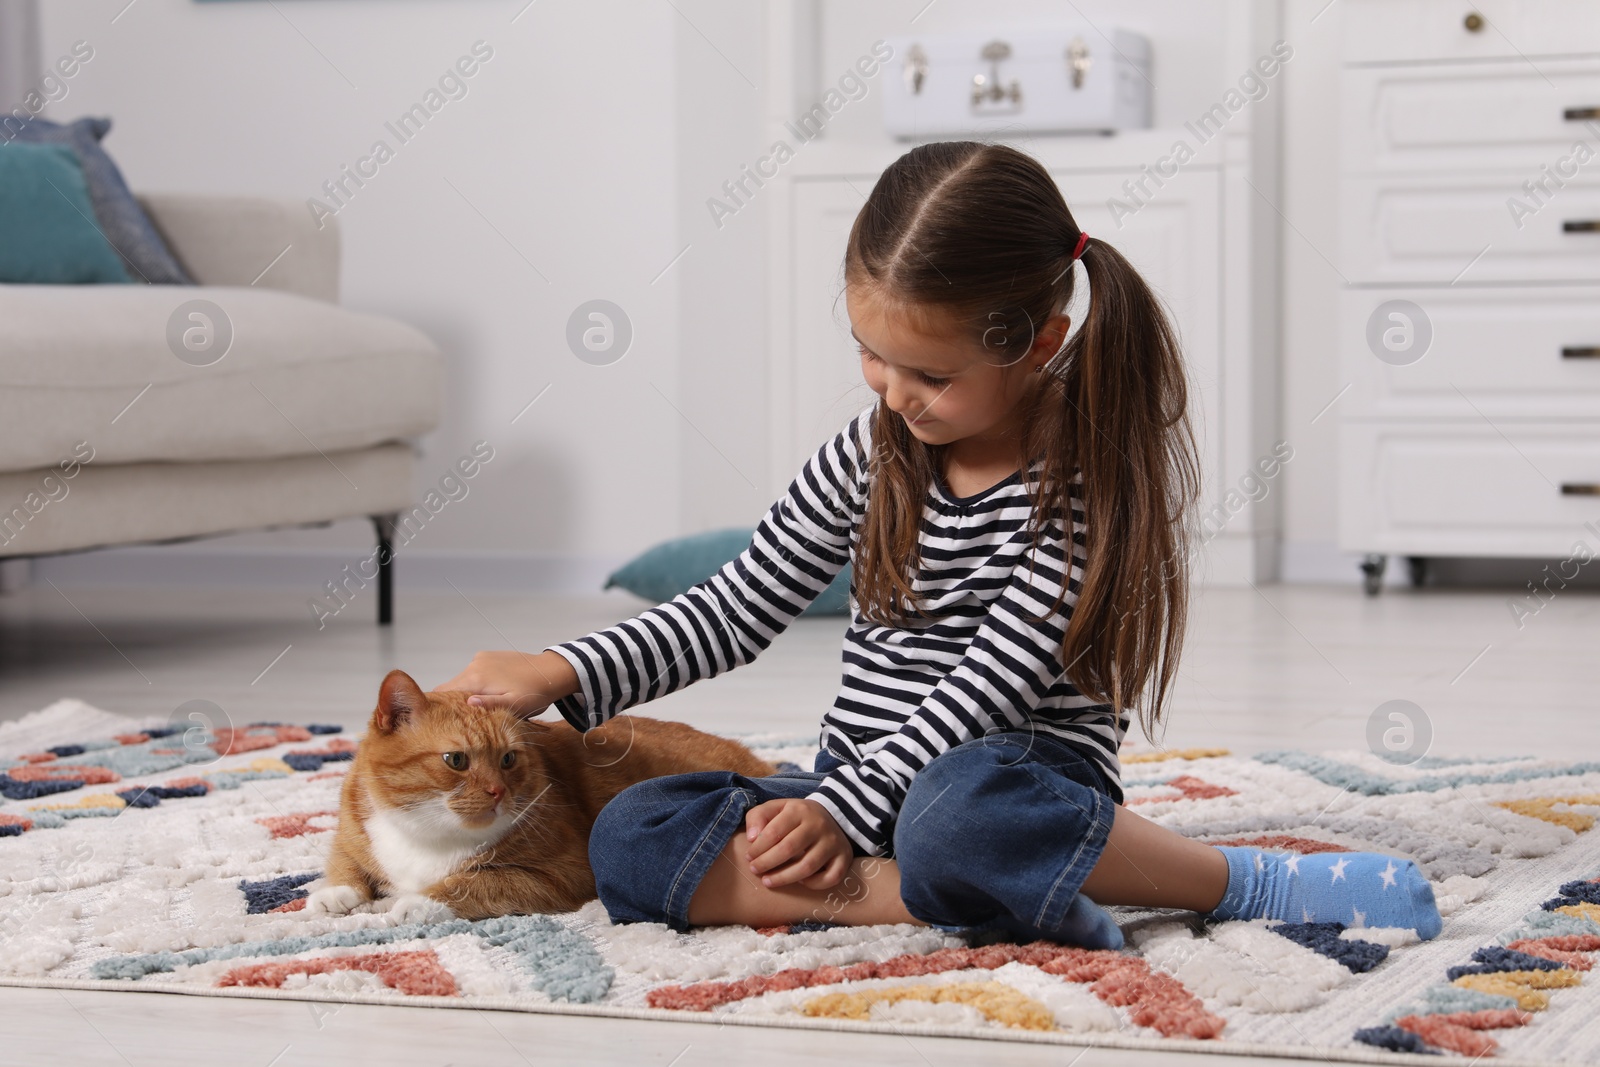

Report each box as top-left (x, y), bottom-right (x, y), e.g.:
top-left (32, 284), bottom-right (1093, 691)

top-left (1406, 556), bottom-right (1429, 588)
top-left (1359, 553), bottom-right (1387, 597)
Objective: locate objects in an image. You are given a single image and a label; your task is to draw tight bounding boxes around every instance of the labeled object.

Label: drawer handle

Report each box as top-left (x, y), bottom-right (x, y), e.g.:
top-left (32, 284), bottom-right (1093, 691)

top-left (1563, 346), bottom-right (1600, 358)
top-left (1561, 483), bottom-right (1600, 496)
top-left (1563, 220), bottom-right (1600, 233)
top-left (1564, 107), bottom-right (1600, 121)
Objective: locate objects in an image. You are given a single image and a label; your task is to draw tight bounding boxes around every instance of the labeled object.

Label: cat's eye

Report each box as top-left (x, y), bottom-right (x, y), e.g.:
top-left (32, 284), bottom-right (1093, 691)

top-left (500, 751), bottom-right (516, 769)
top-left (442, 751), bottom-right (468, 771)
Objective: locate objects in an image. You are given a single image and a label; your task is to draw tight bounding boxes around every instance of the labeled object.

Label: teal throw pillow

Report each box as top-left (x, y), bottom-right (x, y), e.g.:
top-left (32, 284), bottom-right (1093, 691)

top-left (8, 116), bottom-right (194, 284)
top-left (605, 527), bottom-right (852, 616)
top-left (0, 142), bottom-right (132, 284)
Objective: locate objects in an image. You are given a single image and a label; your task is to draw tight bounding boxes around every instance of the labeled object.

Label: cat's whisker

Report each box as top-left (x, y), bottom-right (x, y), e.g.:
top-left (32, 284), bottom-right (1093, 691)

top-left (499, 787), bottom-right (552, 831)
top-left (501, 804), bottom-right (546, 840)
top-left (514, 784), bottom-right (579, 808)
top-left (514, 798), bottom-right (580, 812)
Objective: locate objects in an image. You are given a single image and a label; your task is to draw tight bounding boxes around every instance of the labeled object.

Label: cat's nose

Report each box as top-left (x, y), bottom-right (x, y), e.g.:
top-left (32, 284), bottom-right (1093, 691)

top-left (485, 783), bottom-right (506, 802)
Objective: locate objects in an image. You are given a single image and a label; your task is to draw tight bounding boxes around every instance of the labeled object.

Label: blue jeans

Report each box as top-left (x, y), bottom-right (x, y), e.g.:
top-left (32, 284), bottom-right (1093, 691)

top-left (588, 730), bottom-right (1119, 944)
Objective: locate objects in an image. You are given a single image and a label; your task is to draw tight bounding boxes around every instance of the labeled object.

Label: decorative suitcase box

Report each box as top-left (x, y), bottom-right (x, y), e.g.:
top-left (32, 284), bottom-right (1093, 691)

top-left (881, 26), bottom-right (1152, 138)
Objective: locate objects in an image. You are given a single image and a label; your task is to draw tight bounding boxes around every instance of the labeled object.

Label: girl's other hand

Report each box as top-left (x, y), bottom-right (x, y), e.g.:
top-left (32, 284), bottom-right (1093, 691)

top-left (432, 649), bottom-right (575, 719)
top-left (744, 797), bottom-right (853, 890)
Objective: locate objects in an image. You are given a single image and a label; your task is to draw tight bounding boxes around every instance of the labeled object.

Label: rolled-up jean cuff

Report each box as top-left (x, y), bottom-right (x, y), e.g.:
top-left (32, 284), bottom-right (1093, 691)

top-left (1032, 772), bottom-right (1116, 935)
top-left (660, 786), bottom-right (755, 932)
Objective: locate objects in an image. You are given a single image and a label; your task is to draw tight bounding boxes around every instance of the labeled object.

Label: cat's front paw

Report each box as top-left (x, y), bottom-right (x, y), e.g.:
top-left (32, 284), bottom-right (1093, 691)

top-left (375, 893), bottom-right (455, 925)
top-left (304, 884), bottom-right (369, 917)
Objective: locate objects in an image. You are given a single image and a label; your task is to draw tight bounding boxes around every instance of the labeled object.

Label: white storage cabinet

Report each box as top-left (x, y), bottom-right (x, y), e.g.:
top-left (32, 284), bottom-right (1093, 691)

top-left (1337, 1), bottom-right (1600, 593)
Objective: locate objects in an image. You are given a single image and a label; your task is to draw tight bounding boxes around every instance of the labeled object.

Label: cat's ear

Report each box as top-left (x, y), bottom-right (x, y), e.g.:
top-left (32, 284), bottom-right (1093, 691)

top-left (373, 670), bottom-right (428, 734)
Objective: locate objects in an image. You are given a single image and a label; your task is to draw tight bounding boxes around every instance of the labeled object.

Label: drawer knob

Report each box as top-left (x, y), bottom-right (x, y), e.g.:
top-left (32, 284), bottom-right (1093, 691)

top-left (1563, 220), bottom-right (1600, 233)
top-left (1560, 483), bottom-right (1600, 496)
top-left (1463, 12), bottom-right (1485, 32)
top-left (1565, 107), bottom-right (1600, 121)
top-left (1562, 346), bottom-right (1600, 359)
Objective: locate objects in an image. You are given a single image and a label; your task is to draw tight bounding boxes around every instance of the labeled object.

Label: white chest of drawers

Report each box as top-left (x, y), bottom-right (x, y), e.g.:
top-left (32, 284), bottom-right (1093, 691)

top-left (1337, 0), bottom-right (1600, 594)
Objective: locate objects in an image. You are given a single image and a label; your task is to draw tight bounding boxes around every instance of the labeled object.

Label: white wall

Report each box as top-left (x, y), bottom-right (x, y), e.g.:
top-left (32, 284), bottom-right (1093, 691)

top-left (671, 2), bottom-right (776, 535)
top-left (1276, 0), bottom-right (1353, 583)
top-left (36, 0), bottom-right (706, 589)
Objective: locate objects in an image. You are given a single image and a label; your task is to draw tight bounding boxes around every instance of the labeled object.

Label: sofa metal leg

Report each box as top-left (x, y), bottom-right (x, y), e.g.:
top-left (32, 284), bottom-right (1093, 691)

top-left (372, 513), bottom-right (400, 626)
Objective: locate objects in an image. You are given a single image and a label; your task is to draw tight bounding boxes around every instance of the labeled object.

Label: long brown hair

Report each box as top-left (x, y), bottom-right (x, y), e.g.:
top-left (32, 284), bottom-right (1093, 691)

top-left (844, 141), bottom-right (1201, 741)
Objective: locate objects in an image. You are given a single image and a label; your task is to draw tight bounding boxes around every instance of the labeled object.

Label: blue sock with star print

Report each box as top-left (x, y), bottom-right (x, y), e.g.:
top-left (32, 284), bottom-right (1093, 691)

top-left (1203, 847), bottom-right (1443, 939)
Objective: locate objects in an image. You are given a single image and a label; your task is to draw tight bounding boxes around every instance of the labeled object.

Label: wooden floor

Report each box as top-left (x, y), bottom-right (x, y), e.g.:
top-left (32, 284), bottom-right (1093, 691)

top-left (1, 577), bottom-right (1596, 1066)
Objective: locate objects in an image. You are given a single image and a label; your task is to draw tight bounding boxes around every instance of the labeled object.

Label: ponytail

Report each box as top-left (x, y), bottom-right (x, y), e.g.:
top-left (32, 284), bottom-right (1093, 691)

top-left (1038, 235), bottom-right (1201, 739)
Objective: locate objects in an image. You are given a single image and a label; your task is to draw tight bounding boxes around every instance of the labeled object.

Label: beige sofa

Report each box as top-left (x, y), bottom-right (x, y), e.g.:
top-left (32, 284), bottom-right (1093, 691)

top-left (0, 194), bottom-right (442, 623)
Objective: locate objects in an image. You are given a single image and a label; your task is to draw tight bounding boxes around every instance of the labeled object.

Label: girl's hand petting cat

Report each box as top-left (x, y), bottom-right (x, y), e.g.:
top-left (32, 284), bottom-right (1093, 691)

top-left (744, 797), bottom-right (854, 890)
top-left (432, 649), bottom-right (577, 718)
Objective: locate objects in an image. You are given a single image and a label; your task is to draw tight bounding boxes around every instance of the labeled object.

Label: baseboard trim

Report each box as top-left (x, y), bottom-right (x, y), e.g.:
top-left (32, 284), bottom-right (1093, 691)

top-left (30, 546), bottom-right (633, 597)
top-left (1279, 539), bottom-right (1368, 586)
top-left (17, 542), bottom-right (1373, 594)
top-left (25, 540), bottom-right (1577, 598)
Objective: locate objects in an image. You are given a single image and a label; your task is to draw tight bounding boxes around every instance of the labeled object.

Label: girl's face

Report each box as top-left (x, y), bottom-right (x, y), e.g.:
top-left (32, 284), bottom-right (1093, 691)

top-left (846, 284), bottom-right (1067, 453)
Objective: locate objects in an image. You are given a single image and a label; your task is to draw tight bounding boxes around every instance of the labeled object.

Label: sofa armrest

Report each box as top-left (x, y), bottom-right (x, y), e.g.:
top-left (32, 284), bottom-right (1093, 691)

top-left (138, 194), bottom-right (340, 303)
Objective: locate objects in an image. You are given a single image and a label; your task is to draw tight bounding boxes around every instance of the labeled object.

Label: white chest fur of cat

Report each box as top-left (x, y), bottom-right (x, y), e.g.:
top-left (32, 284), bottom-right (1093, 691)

top-left (305, 788), bottom-right (516, 922)
top-left (364, 798), bottom-right (512, 894)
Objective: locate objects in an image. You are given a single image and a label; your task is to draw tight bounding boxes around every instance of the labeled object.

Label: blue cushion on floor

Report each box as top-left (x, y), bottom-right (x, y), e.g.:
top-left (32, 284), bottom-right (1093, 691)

top-left (0, 143), bottom-right (133, 284)
top-left (605, 527), bottom-right (852, 616)
top-left (7, 116), bottom-right (194, 284)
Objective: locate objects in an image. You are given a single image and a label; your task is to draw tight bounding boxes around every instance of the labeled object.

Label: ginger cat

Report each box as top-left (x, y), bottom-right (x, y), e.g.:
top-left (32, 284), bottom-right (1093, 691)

top-left (305, 669), bottom-right (774, 923)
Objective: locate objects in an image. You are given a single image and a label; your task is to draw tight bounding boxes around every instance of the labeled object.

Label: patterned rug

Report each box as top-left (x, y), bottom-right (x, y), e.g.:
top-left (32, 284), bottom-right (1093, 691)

top-left (3, 701), bottom-right (1600, 1065)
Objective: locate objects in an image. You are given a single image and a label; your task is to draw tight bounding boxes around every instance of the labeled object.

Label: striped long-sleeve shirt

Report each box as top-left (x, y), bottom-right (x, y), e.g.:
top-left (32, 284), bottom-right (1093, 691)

top-left (546, 403), bottom-right (1127, 855)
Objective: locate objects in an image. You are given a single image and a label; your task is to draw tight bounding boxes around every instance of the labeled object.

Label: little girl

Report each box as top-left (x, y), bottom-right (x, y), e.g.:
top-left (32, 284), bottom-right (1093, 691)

top-left (441, 141), bottom-right (1442, 948)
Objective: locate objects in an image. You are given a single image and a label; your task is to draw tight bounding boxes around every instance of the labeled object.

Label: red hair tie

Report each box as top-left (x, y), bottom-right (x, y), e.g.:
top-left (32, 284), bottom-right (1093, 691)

top-left (1070, 231), bottom-right (1090, 262)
